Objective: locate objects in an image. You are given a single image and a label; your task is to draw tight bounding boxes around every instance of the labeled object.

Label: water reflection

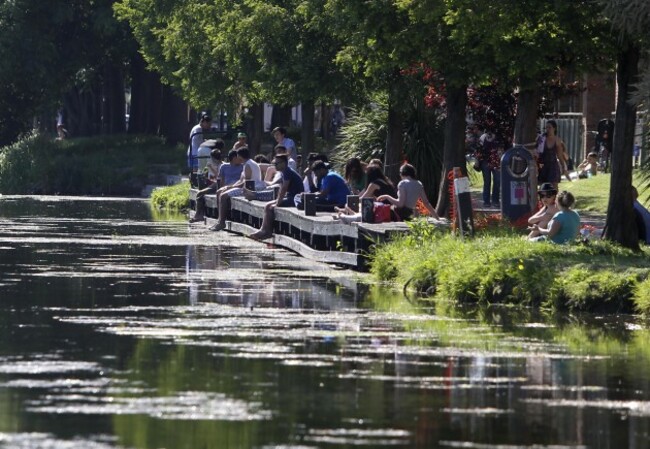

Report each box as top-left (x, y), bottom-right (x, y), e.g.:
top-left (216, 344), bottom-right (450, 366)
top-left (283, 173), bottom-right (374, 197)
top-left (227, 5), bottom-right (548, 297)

top-left (0, 196), bottom-right (649, 448)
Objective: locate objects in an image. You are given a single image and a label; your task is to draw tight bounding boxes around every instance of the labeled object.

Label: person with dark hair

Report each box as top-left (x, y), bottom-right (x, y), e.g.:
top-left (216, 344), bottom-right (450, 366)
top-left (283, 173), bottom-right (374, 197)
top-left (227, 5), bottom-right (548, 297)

top-left (272, 126), bottom-right (297, 160)
top-left (377, 163), bottom-right (440, 220)
top-left (344, 157), bottom-right (367, 194)
top-left (528, 190), bottom-right (580, 244)
top-left (210, 147), bottom-right (265, 231)
top-left (577, 152), bottom-right (599, 178)
top-left (218, 150), bottom-right (244, 187)
top-left (527, 183), bottom-right (559, 239)
top-left (249, 155), bottom-right (305, 241)
top-left (206, 148), bottom-right (223, 181)
top-left (537, 120), bottom-right (565, 189)
top-left (187, 113), bottom-right (214, 170)
top-left (475, 129), bottom-right (501, 207)
top-left (333, 164), bottom-right (397, 222)
top-left (302, 153), bottom-right (329, 193)
top-left (190, 145), bottom-right (240, 224)
top-left (306, 161), bottom-right (351, 211)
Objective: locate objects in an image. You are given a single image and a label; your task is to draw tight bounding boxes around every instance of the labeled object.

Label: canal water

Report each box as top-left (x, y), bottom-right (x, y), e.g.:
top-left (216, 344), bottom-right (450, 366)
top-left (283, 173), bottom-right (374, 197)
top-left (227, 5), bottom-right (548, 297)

top-left (0, 196), bottom-right (649, 449)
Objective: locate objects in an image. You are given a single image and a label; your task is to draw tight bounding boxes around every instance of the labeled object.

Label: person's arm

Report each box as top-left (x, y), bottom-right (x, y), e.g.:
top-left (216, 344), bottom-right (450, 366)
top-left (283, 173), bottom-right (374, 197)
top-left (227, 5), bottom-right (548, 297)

top-left (275, 180), bottom-right (290, 206)
top-left (377, 183), bottom-right (405, 207)
top-left (536, 218), bottom-right (562, 238)
top-left (418, 189), bottom-right (440, 219)
top-left (528, 207), bottom-right (549, 225)
top-left (360, 183), bottom-right (379, 199)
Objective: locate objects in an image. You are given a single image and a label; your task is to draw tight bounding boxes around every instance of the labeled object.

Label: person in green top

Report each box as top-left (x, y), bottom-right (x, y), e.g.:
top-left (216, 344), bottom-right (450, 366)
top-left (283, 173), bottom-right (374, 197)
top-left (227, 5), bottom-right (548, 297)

top-left (528, 191), bottom-right (580, 244)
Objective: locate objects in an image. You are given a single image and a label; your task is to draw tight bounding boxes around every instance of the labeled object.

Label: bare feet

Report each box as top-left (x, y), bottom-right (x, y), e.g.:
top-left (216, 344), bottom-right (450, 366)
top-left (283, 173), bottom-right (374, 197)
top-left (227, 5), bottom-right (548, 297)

top-left (249, 231), bottom-right (272, 241)
top-left (189, 216), bottom-right (204, 223)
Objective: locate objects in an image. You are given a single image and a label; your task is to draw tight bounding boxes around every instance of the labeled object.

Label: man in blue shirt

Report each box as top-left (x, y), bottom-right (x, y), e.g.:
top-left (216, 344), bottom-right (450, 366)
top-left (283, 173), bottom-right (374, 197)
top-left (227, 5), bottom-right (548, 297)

top-left (311, 160), bottom-right (351, 211)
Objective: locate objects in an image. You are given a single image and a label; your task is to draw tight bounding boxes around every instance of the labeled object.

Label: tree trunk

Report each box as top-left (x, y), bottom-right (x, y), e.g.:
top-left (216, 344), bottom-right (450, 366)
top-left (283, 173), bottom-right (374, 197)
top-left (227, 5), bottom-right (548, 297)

top-left (435, 84), bottom-right (468, 217)
top-left (103, 63), bottom-right (126, 135)
top-left (245, 102), bottom-right (264, 155)
top-left (603, 44), bottom-right (640, 250)
top-left (320, 103), bottom-right (332, 138)
top-left (385, 82), bottom-right (404, 183)
top-left (301, 100), bottom-right (315, 158)
top-left (129, 53), bottom-right (163, 135)
top-left (160, 85), bottom-right (190, 144)
top-left (513, 84), bottom-right (540, 150)
top-left (271, 104), bottom-right (292, 130)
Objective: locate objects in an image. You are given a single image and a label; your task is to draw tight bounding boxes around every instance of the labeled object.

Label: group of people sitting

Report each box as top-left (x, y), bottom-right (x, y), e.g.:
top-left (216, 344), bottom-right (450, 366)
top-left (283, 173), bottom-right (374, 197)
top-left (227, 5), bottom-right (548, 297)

top-left (526, 182), bottom-right (650, 245)
top-left (189, 135), bottom-right (441, 240)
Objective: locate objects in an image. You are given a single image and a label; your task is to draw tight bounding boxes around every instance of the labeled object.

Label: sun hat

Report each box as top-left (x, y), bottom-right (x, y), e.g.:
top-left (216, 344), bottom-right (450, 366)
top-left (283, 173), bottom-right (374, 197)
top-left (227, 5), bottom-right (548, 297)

top-left (538, 182), bottom-right (558, 195)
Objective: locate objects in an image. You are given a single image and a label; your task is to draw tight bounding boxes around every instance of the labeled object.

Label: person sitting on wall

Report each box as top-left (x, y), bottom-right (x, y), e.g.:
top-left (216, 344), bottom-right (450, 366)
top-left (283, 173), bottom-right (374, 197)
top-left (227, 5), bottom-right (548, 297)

top-left (528, 190), bottom-right (580, 244)
top-left (210, 147), bottom-right (266, 231)
top-left (333, 164), bottom-right (397, 223)
top-left (249, 154), bottom-right (305, 241)
top-left (302, 153), bottom-right (329, 193)
top-left (189, 141), bottom-right (228, 223)
top-left (526, 183), bottom-right (559, 239)
top-left (377, 163), bottom-right (440, 221)
top-left (633, 186), bottom-right (650, 244)
top-left (218, 149), bottom-right (244, 188)
top-left (299, 160), bottom-right (351, 212)
top-left (576, 152), bottom-right (599, 179)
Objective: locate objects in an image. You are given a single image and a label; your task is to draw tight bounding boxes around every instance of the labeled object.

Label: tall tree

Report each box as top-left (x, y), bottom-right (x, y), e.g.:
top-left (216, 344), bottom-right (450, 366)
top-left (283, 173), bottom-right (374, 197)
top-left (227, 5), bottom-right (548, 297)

top-left (600, 0), bottom-right (650, 249)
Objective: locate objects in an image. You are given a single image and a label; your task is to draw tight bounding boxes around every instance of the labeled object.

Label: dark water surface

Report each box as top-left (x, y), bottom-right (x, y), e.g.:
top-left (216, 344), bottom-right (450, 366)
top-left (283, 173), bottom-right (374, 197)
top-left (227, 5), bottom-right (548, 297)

top-left (0, 196), bottom-right (649, 449)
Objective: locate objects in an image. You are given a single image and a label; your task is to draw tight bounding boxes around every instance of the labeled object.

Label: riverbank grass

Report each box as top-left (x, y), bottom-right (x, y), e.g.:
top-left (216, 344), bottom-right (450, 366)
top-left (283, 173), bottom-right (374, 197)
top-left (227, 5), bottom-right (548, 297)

top-left (150, 181), bottom-right (190, 211)
top-left (371, 220), bottom-right (650, 313)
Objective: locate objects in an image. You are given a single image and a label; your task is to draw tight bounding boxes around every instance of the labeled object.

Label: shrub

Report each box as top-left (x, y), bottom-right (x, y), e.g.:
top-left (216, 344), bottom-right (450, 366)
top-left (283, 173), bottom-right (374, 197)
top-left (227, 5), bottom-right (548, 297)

top-left (150, 181), bottom-right (190, 212)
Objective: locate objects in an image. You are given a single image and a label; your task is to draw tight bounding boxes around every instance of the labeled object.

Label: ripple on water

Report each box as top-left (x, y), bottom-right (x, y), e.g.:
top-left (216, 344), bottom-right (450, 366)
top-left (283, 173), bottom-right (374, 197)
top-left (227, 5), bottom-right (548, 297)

top-left (0, 433), bottom-right (132, 449)
top-left (439, 442), bottom-right (587, 449)
top-left (0, 358), bottom-right (101, 375)
top-left (303, 428), bottom-right (411, 446)
top-left (26, 391), bottom-right (273, 421)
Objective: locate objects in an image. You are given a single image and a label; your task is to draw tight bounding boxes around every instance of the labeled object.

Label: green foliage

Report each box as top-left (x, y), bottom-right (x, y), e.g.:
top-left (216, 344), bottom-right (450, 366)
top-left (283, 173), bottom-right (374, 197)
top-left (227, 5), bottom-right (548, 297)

top-left (371, 225), bottom-right (650, 312)
top-left (633, 277), bottom-right (650, 315)
top-left (332, 97), bottom-right (388, 168)
top-left (0, 133), bottom-right (184, 195)
top-left (150, 181), bottom-right (190, 212)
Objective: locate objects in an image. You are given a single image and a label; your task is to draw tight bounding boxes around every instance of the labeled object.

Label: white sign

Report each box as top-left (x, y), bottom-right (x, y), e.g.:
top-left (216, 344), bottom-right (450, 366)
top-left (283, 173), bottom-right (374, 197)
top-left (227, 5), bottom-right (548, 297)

top-left (510, 181), bottom-right (528, 205)
top-left (454, 177), bottom-right (471, 194)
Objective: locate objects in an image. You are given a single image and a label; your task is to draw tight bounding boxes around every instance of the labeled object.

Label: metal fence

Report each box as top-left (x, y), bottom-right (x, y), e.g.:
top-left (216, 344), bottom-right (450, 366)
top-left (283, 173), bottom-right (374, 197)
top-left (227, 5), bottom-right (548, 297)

top-left (539, 113), bottom-right (585, 167)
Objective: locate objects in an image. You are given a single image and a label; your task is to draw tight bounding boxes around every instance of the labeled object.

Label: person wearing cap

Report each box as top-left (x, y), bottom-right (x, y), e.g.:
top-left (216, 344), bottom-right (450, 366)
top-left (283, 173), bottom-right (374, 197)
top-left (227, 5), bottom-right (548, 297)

top-left (233, 132), bottom-right (248, 150)
top-left (306, 160), bottom-right (351, 211)
top-left (272, 126), bottom-right (297, 160)
top-left (249, 154), bottom-right (305, 241)
top-left (528, 190), bottom-right (580, 244)
top-left (188, 113), bottom-right (214, 170)
top-left (527, 183), bottom-right (559, 239)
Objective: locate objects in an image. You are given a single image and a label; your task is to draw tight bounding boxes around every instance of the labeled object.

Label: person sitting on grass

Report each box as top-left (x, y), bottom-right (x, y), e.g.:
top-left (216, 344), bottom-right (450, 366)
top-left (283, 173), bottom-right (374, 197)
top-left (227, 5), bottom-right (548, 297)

top-left (210, 147), bottom-right (266, 231)
top-left (249, 155), bottom-right (304, 241)
top-left (577, 152), bottom-right (599, 179)
top-left (377, 163), bottom-right (440, 221)
top-left (527, 183), bottom-right (559, 239)
top-left (528, 190), bottom-right (580, 244)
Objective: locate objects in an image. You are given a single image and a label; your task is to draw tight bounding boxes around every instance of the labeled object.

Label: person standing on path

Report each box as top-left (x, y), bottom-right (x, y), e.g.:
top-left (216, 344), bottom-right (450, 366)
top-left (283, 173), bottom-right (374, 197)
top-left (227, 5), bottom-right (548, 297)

top-left (537, 120), bottom-right (564, 190)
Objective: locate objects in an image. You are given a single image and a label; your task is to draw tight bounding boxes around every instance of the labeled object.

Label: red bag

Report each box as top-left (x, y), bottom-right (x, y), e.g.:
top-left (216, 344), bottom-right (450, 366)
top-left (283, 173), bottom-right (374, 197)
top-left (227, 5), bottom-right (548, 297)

top-left (373, 202), bottom-right (392, 223)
